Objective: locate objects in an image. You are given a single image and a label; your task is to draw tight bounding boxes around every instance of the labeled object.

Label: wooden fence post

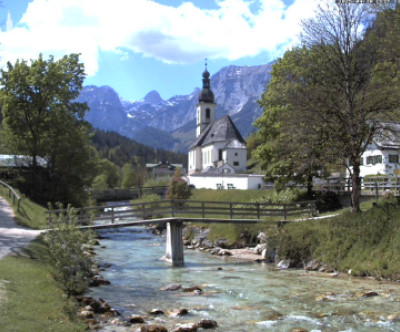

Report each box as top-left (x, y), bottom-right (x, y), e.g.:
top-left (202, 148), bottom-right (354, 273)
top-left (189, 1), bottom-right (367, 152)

top-left (229, 203), bottom-right (233, 219)
top-left (142, 203), bottom-right (146, 220)
top-left (201, 202), bottom-right (205, 218)
top-left (257, 203), bottom-right (260, 220)
top-left (283, 204), bottom-right (287, 222)
top-left (111, 206), bottom-right (115, 224)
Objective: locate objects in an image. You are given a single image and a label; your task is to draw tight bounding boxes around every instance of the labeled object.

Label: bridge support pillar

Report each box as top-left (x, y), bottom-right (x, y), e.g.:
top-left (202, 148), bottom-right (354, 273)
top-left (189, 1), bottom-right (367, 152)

top-left (165, 221), bottom-right (184, 266)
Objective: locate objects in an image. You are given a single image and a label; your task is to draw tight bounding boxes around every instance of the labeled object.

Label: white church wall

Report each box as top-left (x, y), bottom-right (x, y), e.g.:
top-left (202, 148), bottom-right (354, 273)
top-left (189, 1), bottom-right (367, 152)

top-left (188, 174), bottom-right (266, 190)
top-left (224, 148), bottom-right (247, 172)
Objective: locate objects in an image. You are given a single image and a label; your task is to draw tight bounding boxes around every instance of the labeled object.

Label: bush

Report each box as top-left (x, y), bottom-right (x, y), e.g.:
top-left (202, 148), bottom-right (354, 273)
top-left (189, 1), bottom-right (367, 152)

top-left (166, 169), bottom-right (191, 201)
top-left (45, 205), bottom-right (94, 296)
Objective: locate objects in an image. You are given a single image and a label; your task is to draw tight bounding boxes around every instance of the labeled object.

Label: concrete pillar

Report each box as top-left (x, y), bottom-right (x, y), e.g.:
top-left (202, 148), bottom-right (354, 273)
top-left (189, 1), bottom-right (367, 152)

top-left (165, 221), bottom-right (184, 266)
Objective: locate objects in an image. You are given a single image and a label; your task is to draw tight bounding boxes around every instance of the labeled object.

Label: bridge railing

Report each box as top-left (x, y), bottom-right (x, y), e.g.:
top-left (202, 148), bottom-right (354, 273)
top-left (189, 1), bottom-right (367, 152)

top-left (0, 179), bottom-right (21, 212)
top-left (46, 199), bottom-right (316, 225)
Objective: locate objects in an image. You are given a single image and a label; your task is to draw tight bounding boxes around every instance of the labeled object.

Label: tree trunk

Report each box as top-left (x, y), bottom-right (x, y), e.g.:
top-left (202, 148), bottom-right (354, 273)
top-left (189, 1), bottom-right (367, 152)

top-left (351, 162), bottom-right (361, 213)
top-left (307, 174), bottom-right (313, 198)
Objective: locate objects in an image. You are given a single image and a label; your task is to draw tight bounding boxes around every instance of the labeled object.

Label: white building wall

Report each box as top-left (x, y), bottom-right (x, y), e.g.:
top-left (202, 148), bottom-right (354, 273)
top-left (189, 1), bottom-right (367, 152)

top-left (359, 143), bottom-right (400, 178)
top-left (188, 147), bottom-right (203, 175)
top-left (188, 175), bottom-right (266, 190)
top-left (224, 148), bottom-right (247, 172)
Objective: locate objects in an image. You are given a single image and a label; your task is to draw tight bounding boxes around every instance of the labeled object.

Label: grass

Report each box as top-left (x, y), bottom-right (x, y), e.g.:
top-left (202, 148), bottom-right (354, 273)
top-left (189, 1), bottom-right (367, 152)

top-left (275, 198), bottom-right (400, 280)
top-left (190, 188), bottom-right (273, 202)
top-left (0, 185), bottom-right (48, 229)
top-left (0, 238), bottom-right (86, 331)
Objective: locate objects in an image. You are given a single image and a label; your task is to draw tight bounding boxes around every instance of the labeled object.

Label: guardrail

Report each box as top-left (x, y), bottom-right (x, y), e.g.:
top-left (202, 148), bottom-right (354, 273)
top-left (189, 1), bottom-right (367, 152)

top-left (46, 199), bottom-right (317, 225)
top-left (0, 180), bottom-right (21, 212)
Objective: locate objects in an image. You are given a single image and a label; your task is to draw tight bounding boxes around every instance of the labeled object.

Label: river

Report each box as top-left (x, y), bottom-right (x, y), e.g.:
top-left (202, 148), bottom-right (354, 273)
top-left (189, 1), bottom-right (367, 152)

top-left (86, 209), bottom-right (400, 331)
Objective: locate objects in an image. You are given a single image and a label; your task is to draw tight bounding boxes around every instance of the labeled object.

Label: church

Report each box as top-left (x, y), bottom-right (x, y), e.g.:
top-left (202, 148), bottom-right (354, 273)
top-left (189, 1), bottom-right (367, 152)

top-left (188, 66), bottom-right (247, 175)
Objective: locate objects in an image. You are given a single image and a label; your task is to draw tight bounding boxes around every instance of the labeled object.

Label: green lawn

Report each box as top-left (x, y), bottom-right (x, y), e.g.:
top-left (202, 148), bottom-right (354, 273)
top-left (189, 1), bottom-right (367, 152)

top-left (0, 238), bottom-right (86, 331)
top-left (0, 185), bottom-right (48, 229)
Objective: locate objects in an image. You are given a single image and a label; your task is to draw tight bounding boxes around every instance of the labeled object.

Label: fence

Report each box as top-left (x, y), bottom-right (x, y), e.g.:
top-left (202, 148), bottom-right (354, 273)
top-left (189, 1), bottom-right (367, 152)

top-left (46, 199), bottom-right (316, 225)
top-left (0, 180), bottom-right (21, 212)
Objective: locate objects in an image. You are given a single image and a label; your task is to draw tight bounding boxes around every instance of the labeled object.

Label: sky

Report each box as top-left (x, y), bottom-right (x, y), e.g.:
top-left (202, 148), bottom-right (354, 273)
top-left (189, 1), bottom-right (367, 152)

top-left (0, 0), bottom-right (320, 101)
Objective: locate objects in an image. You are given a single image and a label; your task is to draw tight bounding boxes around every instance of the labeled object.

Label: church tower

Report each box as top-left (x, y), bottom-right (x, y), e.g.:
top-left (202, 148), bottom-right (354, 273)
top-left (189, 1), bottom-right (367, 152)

top-left (196, 62), bottom-right (216, 137)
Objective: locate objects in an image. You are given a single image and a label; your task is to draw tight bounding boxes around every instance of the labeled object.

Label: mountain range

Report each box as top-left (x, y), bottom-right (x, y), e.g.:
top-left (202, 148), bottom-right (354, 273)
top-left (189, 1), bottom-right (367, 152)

top-left (78, 62), bottom-right (273, 152)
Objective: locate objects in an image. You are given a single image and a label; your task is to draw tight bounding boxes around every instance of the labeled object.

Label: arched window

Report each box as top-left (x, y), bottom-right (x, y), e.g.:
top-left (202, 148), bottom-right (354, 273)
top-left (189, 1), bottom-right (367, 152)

top-left (206, 108), bottom-right (210, 120)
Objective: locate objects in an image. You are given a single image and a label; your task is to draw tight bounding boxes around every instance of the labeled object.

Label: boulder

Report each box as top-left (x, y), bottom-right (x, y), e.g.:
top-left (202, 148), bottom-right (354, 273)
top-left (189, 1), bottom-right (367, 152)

top-left (168, 308), bottom-right (189, 317)
top-left (149, 308), bottom-right (165, 315)
top-left (276, 259), bottom-right (291, 269)
top-left (214, 238), bottom-right (230, 248)
top-left (182, 286), bottom-right (203, 293)
top-left (89, 276), bottom-right (111, 287)
top-left (160, 283), bottom-right (181, 291)
top-left (89, 298), bottom-right (112, 314)
top-left (210, 248), bottom-right (221, 255)
top-left (171, 323), bottom-right (198, 332)
top-left (305, 260), bottom-right (322, 271)
top-left (198, 319), bottom-right (218, 328)
top-left (255, 243), bottom-right (267, 254)
top-left (218, 249), bottom-right (232, 256)
top-left (200, 239), bottom-right (213, 249)
top-left (78, 310), bottom-right (94, 319)
top-left (129, 315), bottom-right (146, 323)
top-left (257, 232), bottom-right (268, 243)
top-left (361, 291), bottom-right (379, 298)
top-left (387, 312), bottom-right (400, 322)
top-left (140, 324), bottom-right (168, 332)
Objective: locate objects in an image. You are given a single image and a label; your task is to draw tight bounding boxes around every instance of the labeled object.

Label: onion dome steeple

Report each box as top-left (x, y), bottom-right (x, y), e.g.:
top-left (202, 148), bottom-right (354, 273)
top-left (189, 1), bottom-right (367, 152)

top-left (198, 59), bottom-right (215, 103)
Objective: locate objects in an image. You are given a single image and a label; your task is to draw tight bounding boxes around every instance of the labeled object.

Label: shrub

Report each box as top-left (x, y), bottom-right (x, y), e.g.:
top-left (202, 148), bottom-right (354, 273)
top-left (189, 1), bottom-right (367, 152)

top-left (166, 169), bottom-right (191, 201)
top-left (45, 205), bottom-right (94, 296)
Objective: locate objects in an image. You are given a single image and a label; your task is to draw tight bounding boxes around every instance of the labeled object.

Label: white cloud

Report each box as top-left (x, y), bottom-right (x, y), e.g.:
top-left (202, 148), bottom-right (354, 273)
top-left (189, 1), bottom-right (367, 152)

top-left (0, 0), bottom-right (319, 75)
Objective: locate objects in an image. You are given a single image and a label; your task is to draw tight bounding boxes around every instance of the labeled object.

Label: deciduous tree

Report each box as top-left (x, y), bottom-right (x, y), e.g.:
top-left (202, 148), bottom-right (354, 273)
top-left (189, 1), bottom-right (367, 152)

top-left (255, 3), bottom-right (400, 212)
top-left (0, 54), bottom-right (95, 205)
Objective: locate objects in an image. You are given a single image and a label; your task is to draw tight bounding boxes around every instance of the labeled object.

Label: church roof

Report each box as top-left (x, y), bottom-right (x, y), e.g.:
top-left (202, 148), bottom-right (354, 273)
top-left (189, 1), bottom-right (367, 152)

top-left (198, 68), bottom-right (215, 103)
top-left (190, 115), bottom-right (246, 149)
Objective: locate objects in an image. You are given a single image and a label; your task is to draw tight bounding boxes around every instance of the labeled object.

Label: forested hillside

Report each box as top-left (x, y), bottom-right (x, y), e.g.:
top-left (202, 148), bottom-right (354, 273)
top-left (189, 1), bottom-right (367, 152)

top-left (91, 130), bottom-right (187, 168)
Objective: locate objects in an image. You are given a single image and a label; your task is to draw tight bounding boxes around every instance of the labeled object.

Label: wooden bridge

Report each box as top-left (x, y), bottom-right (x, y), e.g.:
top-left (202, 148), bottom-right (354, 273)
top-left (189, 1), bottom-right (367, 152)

top-left (88, 186), bottom-right (168, 202)
top-left (47, 199), bottom-right (316, 266)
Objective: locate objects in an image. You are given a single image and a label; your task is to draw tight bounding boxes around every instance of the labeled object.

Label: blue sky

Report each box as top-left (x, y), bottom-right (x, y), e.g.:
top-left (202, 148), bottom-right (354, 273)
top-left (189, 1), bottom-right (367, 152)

top-left (0, 0), bottom-right (319, 101)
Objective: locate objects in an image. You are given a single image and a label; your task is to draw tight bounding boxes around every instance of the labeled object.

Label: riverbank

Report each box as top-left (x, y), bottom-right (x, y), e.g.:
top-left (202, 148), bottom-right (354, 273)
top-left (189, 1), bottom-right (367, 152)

top-left (0, 196), bottom-right (87, 331)
top-left (85, 224), bottom-right (400, 331)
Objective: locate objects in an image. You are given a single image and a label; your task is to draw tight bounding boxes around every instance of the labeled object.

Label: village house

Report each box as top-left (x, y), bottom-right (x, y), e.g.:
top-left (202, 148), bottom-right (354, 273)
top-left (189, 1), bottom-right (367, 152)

top-left (345, 123), bottom-right (400, 190)
top-left (146, 162), bottom-right (184, 178)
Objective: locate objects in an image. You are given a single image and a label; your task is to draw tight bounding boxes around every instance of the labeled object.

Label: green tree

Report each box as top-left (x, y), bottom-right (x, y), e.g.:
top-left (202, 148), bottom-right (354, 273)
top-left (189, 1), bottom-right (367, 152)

top-left (166, 168), bottom-right (191, 200)
top-left (0, 53), bottom-right (94, 205)
top-left (255, 4), bottom-right (400, 212)
top-left (121, 163), bottom-right (136, 189)
top-left (92, 159), bottom-right (121, 189)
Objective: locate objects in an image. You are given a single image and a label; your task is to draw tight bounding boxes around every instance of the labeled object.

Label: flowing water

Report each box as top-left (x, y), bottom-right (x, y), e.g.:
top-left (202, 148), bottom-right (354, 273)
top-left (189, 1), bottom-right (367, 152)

top-left (87, 208), bottom-right (400, 332)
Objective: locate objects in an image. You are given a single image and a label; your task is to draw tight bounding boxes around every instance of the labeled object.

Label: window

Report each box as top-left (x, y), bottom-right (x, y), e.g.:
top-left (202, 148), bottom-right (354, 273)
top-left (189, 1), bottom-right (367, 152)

top-left (234, 152), bottom-right (238, 156)
top-left (360, 157), bottom-right (363, 166)
top-left (389, 155), bottom-right (399, 163)
top-left (233, 161), bottom-right (239, 166)
top-left (206, 108), bottom-right (210, 120)
top-left (366, 155), bottom-right (382, 165)
top-left (218, 149), bottom-right (223, 161)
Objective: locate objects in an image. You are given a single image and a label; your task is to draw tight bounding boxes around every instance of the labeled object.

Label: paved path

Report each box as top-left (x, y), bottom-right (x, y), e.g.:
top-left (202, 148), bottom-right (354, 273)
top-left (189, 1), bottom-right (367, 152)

top-left (0, 197), bottom-right (43, 259)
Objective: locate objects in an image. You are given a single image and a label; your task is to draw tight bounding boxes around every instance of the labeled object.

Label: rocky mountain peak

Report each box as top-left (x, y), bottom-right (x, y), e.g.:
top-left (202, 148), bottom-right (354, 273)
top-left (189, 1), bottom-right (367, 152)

top-left (143, 90), bottom-right (163, 104)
